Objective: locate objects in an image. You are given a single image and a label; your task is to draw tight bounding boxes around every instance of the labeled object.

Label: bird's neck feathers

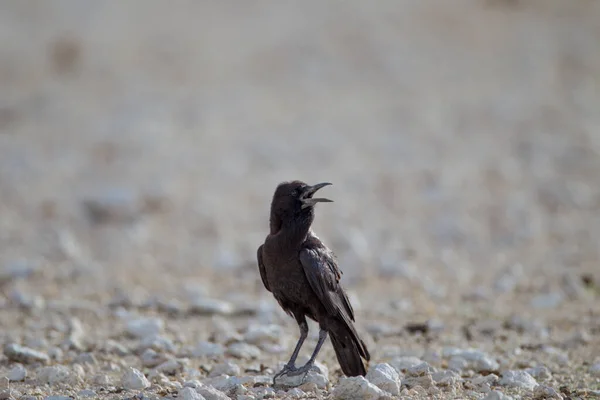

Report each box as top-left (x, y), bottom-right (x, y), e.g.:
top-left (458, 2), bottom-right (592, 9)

top-left (270, 207), bottom-right (315, 244)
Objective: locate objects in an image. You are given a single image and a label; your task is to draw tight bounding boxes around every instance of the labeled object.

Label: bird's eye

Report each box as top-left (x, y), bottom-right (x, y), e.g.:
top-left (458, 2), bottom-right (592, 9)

top-left (292, 189), bottom-right (299, 197)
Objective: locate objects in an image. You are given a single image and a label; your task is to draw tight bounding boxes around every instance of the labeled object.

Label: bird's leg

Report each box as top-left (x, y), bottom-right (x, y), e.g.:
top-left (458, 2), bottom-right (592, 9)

top-left (286, 328), bottom-right (328, 378)
top-left (273, 319), bottom-right (308, 382)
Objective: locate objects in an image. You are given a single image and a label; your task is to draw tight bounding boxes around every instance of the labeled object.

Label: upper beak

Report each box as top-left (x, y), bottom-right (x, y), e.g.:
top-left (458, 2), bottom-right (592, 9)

top-left (301, 182), bottom-right (333, 208)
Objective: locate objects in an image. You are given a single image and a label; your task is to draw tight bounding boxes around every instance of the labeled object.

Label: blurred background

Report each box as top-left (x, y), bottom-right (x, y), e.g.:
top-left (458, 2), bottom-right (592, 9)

top-left (1, 1), bottom-right (599, 325)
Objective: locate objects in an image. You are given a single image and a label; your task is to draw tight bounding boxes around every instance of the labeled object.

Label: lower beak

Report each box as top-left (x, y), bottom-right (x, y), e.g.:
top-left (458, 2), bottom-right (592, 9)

top-left (301, 182), bottom-right (333, 208)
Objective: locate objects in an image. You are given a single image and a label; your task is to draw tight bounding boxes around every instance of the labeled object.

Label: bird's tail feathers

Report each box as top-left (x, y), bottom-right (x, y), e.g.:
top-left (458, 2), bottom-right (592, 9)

top-left (329, 317), bottom-right (370, 377)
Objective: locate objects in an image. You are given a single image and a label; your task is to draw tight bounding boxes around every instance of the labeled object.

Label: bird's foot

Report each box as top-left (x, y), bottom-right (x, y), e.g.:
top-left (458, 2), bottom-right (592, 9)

top-left (273, 361), bottom-right (319, 386)
top-left (272, 363), bottom-right (298, 384)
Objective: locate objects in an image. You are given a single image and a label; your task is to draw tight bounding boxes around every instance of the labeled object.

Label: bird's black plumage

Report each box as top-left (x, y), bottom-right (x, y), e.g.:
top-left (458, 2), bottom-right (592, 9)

top-left (257, 180), bottom-right (370, 381)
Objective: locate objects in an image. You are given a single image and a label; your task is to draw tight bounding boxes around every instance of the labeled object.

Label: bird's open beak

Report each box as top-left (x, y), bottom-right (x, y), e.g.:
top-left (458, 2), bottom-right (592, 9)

top-left (301, 182), bottom-right (333, 208)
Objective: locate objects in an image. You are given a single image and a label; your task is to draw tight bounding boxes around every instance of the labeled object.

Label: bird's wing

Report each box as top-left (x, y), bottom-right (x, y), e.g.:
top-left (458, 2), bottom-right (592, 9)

top-left (299, 246), bottom-right (355, 321)
top-left (257, 245), bottom-right (271, 292)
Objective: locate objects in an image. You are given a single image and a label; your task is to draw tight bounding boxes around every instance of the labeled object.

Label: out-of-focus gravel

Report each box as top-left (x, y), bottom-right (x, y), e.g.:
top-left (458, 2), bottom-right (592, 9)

top-left (1, 1), bottom-right (599, 399)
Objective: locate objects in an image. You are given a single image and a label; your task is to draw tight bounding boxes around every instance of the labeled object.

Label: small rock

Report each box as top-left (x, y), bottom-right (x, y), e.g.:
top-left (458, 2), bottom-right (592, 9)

top-left (226, 342), bottom-right (261, 359)
top-left (530, 293), bottom-right (563, 309)
top-left (210, 361), bottom-right (240, 377)
top-left (499, 370), bottom-right (538, 391)
top-left (332, 376), bottom-right (385, 400)
top-left (4, 343), bottom-right (49, 364)
top-left (121, 367), bottom-right (150, 390)
top-left (141, 348), bottom-right (166, 368)
top-left (389, 356), bottom-right (424, 372)
top-left (192, 341), bottom-right (225, 358)
top-left (189, 298), bottom-right (234, 315)
top-left (526, 366), bottom-right (553, 380)
top-left (366, 363), bottom-right (400, 395)
top-left (299, 382), bottom-right (318, 393)
top-left (77, 390), bottom-right (97, 398)
top-left (403, 362), bottom-right (435, 389)
top-left (102, 339), bottom-right (130, 356)
top-left (590, 362), bottom-right (600, 377)
top-left (155, 359), bottom-right (184, 375)
top-left (37, 366), bottom-right (73, 385)
top-left (7, 364), bottom-right (27, 381)
top-left (248, 386), bottom-right (276, 399)
top-left (445, 348), bottom-right (499, 372)
top-left (243, 324), bottom-right (283, 345)
top-left (432, 370), bottom-right (463, 387)
top-left (197, 384), bottom-right (230, 400)
top-left (138, 334), bottom-right (176, 352)
top-left (0, 378), bottom-right (7, 390)
top-left (82, 187), bottom-right (141, 224)
top-left (126, 317), bottom-right (164, 338)
top-left (471, 373), bottom-right (499, 387)
top-left (274, 370), bottom-right (328, 389)
top-left (483, 390), bottom-right (514, 400)
top-left (204, 375), bottom-right (241, 392)
top-left (179, 387), bottom-right (206, 400)
top-left (43, 397), bottom-right (73, 400)
top-left (533, 385), bottom-right (562, 400)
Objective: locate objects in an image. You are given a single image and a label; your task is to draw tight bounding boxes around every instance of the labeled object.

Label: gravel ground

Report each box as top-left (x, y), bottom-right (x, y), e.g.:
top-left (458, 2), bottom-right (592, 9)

top-left (1, 1), bottom-right (600, 399)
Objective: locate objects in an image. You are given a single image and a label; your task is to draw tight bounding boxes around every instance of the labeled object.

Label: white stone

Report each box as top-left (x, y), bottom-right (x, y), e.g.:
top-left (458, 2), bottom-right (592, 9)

top-left (389, 356), bottom-right (424, 372)
top-left (196, 384), bottom-right (230, 400)
top-left (138, 334), bottom-right (176, 352)
top-left (365, 363), bottom-right (400, 395)
top-left (192, 341), bottom-right (225, 358)
top-left (274, 370), bottom-right (328, 389)
top-left (204, 375), bottom-right (241, 392)
top-left (533, 385), bottom-right (562, 400)
top-left (483, 390), bottom-right (514, 400)
top-left (210, 361), bottom-right (240, 377)
top-left (499, 370), bottom-right (538, 391)
top-left (332, 376), bottom-right (386, 400)
top-left (179, 387), bottom-right (206, 400)
top-left (155, 359), bottom-right (184, 375)
top-left (4, 343), bottom-right (49, 364)
top-left (526, 366), bottom-right (553, 380)
top-left (226, 342), bottom-right (261, 359)
top-left (7, 364), bottom-right (27, 381)
top-left (432, 370), bottom-right (463, 387)
top-left (121, 367), bottom-right (150, 390)
top-left (126, 317), bottom-right (164, 338)
top-left (140, 348), bottom-right (166, 367)
top-left (190, 298), bottom-right (234, 315)
top-left (37, 366), bottom-right (72, 385)
top-left (287, 388), bottom-right (305, 398)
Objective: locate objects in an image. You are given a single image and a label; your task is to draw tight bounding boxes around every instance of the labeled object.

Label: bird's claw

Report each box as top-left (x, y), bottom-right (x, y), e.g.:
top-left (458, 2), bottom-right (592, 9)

top-left (273, 363), bottom-right (318, 386)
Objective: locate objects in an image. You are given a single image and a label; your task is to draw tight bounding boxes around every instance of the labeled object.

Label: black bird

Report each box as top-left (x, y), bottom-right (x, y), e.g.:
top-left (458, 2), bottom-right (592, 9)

top-left (257, 180), bottom-right (370, 383)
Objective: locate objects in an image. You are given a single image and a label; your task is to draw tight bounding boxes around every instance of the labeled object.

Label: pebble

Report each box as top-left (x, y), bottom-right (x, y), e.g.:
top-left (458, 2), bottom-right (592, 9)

top-left (248, 387), bottom-right (276, 399)
top-left (483, 390), bottom-right (514, 400)
top-left (204, 375), bottom-right (242, 392)
top-left (287, 388), bottom-right (305, 398)
top-left (366, 363), bottom-right (400, 395)
top-left (7, 364), bottom-right (27, 381)
top-left (81, 187), bottom-right (141, 224)
top-left (226, 342), bottom-right (261, 359)
top-left (533, 385), bottom-right (562, 400)
top-left (73, 352), bottom-right (97, 365)
top-left (499, 370), bottom-right (538, 391)
top-left (138, 334), bottom-right (176, 352)
top-left (179, 387), bottom-right (206, 400)
top-left (210, 361), bottom-right (241, 377)
top-left (243, 324), bottom-right (283, 344)
top-left (403, 362), bottom-right (435, 389)
top-left (126, 317), bottom-right (164, 338)
top-left (141, 348), bottom-right (167, 368)
top-left (432, 370), bottom-right (463, 387)
top-left (196, 384), bottom-right (230, 400)
top-left (121, 367), bottom-right (151, 390)
top-left (43, 396), bottom-right (73, 400)
top-left (274, 369), bottom-right (329, 389)
top-left (332, 376), bottom-right (386, 400)
top-left (589, 362), bottom-right (600, 377)
top-left (189, 298), bottom-right (234, 315)
top-left (77, 389), bottom-right (97, 398)
top-left (445, 348), bottom-right (499, 372)
top-left (37, 366), bottom-right (73, 385)
top-left (4, 343), bottom-right (49, 364)
top-left (389, 356), bottom-right (424, 372)
top-left (525, 366), bottom-right (552, 380)
top-left (191, 341), bottom-right (225, 358)
top-left (155, 359), bottom-right (184, 375)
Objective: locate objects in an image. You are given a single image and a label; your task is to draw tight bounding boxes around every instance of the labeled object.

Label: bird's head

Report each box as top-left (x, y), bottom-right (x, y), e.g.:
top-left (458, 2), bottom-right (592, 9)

top-left (269, 180), bottom-right (333, 233)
